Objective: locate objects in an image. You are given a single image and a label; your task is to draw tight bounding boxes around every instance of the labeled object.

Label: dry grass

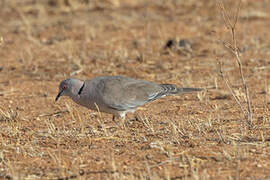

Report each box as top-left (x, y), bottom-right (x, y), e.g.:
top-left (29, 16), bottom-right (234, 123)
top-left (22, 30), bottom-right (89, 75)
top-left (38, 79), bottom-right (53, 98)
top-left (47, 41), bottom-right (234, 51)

top-left (217, 0), bottom-right (253, 128)
top-left (0, 0), bottom-right (270, 179)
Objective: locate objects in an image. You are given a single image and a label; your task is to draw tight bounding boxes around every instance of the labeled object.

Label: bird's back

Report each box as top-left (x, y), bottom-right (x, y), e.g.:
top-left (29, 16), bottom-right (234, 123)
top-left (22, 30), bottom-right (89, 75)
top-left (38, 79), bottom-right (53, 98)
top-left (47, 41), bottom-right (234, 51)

top-left (78, 76), bottom-right (202, 114)
top-left (84, 76), bottom-right (163, 111)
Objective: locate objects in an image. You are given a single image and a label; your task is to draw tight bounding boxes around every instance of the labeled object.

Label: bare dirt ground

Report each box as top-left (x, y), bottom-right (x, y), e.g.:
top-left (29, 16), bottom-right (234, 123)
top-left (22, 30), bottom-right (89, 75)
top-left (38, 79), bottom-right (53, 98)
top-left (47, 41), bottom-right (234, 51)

top-left (0, 0), bottom-right (270, 179)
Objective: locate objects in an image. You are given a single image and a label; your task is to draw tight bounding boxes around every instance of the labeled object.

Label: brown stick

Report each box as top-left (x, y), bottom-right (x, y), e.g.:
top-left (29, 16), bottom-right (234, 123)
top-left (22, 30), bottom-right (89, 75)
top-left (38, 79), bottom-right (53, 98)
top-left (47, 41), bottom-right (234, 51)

top-left (217, 0), bottom-right (253, 126)
top-left (217, 59), bottom-right (246, 119)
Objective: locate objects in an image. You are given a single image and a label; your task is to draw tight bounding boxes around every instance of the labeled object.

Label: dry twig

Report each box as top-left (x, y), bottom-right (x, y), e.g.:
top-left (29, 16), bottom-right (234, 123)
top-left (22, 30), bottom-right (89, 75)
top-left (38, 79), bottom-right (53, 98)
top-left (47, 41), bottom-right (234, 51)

top-left (217, 0), bottom-right (253, 127)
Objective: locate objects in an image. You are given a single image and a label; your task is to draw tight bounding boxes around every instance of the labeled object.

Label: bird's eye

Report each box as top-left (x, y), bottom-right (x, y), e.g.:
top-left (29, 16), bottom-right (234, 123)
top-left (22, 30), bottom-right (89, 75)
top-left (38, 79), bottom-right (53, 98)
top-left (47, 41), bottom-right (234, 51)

top-left (63, 85), bottom-right (67, 89)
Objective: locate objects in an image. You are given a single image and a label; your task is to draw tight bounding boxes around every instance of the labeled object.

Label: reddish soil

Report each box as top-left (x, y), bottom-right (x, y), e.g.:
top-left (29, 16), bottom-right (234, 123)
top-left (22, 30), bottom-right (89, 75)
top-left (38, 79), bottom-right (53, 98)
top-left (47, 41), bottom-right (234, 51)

top-left (0, 0), bottom-right (269, 179)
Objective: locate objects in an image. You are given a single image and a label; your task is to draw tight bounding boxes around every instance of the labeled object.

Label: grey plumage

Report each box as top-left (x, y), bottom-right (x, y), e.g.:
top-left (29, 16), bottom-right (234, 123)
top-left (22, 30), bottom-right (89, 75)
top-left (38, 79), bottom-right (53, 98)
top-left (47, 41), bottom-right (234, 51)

top-left (55, 76), bottom-right (202, 119)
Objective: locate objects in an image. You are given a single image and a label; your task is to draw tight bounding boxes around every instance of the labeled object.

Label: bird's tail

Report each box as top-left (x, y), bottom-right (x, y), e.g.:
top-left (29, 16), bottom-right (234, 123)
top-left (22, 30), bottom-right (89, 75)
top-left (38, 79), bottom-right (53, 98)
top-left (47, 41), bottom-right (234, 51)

top-left (176, 87), bottom-right (203, 94)
top-left (147, 84), bottom-right (203, 102)
top-left (160, 84), bottom-right (203, 95)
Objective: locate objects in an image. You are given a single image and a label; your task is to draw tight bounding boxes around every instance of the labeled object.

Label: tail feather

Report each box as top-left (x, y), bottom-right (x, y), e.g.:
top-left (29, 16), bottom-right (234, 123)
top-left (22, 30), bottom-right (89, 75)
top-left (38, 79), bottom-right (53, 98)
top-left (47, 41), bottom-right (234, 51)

top-left (160, 84), bottom-right (203, 95)
top-left (147, 84), bottom-right (203, 102)
top-left (176, 87), bottom-right (203, 94)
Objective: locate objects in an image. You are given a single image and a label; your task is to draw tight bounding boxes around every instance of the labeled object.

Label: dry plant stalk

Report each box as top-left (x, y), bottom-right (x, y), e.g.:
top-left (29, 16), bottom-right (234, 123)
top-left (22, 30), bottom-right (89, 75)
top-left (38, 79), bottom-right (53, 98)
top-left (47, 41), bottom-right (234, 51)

top-left (217, 0), bottom-right (253, 127)
top-left (0, 36), bottom-right (3, 46)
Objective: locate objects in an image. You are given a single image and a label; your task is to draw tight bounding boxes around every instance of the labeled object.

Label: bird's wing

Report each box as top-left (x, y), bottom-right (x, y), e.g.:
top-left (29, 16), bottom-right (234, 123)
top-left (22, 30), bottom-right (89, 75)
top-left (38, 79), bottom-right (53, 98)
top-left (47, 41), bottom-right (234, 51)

top-left (95, 76), bottom-right (164, 111)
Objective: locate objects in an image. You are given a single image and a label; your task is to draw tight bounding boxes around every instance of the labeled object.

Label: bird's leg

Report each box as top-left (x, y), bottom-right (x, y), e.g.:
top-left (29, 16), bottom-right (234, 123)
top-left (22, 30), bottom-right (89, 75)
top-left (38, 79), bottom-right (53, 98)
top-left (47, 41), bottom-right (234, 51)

top-left (112, 115), bottom-right (118, 126)
top-left (112, 113), bottom-right (126, 128)
top-left (119, 112), bottom-right (127, 129)
top-left (134, 114), bottom-right (140, 122)
top-left (121, 116), bottom-right (127, 128)
top-left (112, 115), bottom-right (116, 122)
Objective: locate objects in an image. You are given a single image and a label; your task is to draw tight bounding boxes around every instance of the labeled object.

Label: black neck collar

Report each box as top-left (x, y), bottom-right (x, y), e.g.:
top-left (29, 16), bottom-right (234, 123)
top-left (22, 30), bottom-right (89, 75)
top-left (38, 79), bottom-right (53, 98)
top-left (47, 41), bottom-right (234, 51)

top-left (78, 82), bottom-right (85, 95)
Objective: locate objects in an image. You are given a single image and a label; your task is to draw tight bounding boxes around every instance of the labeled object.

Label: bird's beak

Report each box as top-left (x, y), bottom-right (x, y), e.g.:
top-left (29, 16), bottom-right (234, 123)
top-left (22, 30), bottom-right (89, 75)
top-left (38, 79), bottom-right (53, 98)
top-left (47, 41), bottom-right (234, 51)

top-left (55, 89), bottom-right (64, 102)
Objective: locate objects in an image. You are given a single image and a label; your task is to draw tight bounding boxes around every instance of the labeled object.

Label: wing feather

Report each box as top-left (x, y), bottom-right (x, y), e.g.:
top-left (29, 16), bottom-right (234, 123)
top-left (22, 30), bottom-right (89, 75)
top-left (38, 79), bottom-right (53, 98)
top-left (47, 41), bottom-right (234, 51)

top-left (96, 76), bottom-right (163, 111)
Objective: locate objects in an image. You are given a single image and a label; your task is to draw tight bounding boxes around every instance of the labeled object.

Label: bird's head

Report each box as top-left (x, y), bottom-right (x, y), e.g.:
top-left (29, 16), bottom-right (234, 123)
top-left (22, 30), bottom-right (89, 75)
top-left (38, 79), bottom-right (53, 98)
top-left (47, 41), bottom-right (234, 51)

top-left (55, 79), bottom-right (81, 101)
